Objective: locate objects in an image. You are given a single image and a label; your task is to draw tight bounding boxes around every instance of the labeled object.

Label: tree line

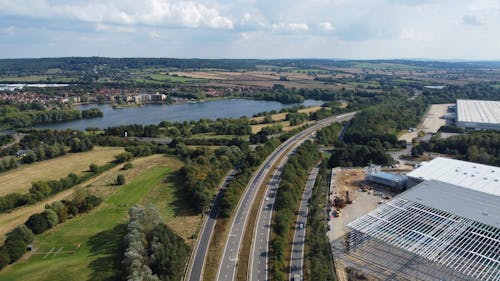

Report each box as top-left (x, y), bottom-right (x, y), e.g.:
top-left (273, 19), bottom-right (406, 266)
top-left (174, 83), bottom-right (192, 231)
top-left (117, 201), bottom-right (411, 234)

top-left (122, 205), bottom-right (189, 281)
top-left (304, 162), bottom-right (336, 281)
top-left (0, 192), bottom-right (101, 271)
top-left (413, 131), bottom-right (500, 166)
top-left (271, 141), bottom-right (321, 281)
top-left (0, 161), bottom-right (114, 213)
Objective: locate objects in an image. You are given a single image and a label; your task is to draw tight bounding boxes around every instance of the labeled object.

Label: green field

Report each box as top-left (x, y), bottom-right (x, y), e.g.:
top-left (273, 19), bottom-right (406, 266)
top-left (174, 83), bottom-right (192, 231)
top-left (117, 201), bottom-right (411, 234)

top-left (352, 62), bottom-right (429, 70)
top-left (0, 166), bottom-right (176, 281)
top-left (131, 73), bottom-right (203, 84)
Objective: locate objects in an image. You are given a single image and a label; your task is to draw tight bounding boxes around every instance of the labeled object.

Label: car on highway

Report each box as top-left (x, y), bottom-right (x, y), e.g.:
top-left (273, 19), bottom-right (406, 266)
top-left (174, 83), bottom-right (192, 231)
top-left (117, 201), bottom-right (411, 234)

top-left (298, 222), bottom-right (304, 229)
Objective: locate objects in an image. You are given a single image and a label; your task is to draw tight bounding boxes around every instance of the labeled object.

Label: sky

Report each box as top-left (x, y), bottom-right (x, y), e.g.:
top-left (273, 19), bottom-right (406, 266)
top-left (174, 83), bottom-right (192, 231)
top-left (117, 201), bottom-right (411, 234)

top-left (0, 0), bottom-right (499, 60)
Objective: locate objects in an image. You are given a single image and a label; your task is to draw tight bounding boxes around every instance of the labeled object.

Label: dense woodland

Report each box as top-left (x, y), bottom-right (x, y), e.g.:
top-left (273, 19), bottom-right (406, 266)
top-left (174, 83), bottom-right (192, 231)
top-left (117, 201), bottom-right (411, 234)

top-left (414, 131), bottom-right (500, 166)
top-left (0, 100), bottom-right (103, 128)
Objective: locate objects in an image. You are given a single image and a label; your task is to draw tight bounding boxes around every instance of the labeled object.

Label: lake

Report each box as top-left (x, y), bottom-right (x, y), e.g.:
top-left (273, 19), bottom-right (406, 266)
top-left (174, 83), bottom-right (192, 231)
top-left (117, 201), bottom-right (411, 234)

top-left (34, 99), bottom-right (325, 131)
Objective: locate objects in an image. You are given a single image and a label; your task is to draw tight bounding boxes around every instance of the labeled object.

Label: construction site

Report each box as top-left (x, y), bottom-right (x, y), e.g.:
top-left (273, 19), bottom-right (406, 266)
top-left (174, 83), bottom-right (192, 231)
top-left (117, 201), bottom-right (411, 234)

top-left (329, 158), bottom-right (500, 281)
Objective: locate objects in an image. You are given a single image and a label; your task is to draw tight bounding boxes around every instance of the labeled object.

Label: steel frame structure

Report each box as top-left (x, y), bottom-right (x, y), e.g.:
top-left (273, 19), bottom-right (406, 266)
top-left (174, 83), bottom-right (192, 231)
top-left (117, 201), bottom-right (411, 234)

top-left (347, 198), bottom-right (500, 281)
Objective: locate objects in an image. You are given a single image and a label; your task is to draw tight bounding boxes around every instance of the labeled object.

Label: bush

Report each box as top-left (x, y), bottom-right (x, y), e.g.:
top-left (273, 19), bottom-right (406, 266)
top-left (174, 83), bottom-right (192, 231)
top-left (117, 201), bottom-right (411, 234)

top-left (122, 163), bottom-right (134, 170)
top-left (116, 174), bottom-right (126, 185)
top-left (89, 163), bottom-right (99, 173)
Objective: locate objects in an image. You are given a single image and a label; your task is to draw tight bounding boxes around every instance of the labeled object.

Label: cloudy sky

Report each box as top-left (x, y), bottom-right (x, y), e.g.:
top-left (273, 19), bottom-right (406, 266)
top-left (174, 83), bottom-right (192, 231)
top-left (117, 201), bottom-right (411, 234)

top-left (0, 0), bottom-right (499, 59)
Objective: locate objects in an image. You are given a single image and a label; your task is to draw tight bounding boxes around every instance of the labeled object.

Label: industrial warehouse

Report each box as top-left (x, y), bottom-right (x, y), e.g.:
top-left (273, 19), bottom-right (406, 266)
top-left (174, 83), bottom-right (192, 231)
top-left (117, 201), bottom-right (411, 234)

top-left (455, 99), bottom-right (500, 130)
top-left (343, 158), bottom-right (500, 281)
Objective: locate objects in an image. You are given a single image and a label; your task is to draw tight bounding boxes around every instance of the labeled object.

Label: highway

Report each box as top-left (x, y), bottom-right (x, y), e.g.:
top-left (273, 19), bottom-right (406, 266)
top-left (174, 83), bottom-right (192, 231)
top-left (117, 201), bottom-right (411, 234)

top-left (217, 112), bottom-right (356, 281)
top-left (289, 166), bottom-right (319, 281)
top-left (184, 170), bottom-right (237, 281)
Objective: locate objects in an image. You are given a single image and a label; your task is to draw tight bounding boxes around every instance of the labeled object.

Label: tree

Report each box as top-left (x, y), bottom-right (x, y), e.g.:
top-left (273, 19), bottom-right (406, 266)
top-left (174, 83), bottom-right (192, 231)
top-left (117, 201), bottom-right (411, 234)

top-left (0, 250), bottom-right (10, 269)
top-left (25, 213), bottom-right (49, 234)
top-left (4, 239), bottom-right (27, 262)
top-left (49, 201), bottom-right (68, 222)
top-left (116, 174), bottom-right (126, 185)
top-left (42, 209), bottom-right (59, 228)
top-left (89, 163), bottom-right (99, 173)
top-left (115, 152), bottom-right (133, 163)
top-left (6, 225), bottom-right (34, 244)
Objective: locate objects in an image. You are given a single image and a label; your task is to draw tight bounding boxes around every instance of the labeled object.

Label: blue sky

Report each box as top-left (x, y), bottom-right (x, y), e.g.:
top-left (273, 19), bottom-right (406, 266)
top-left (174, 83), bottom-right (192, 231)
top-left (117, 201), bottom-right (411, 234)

top-left (0, 0), bottom-right (499, 59)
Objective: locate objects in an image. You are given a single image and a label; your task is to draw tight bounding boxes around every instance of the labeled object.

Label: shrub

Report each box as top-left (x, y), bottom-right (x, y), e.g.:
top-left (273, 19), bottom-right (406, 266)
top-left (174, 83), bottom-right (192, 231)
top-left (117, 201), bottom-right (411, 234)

top-left (49, 201), bottom-right (69, 222)
top-left (122, 163), bottom-right (134, 170)
top-left (89, 163), bottom-right (99, 173)
top-left (116, 174), bottom-right (126, 185)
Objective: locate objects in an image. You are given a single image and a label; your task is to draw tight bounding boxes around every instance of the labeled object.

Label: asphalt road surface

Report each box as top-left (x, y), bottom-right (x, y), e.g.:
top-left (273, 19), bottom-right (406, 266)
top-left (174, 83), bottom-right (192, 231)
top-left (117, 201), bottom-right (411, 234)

top-left (289, 166), bottom-right (319, 281)
top-left (184, 170), bottom-right (236, 281)
top-left (216, 112), bottom-right (356, 281)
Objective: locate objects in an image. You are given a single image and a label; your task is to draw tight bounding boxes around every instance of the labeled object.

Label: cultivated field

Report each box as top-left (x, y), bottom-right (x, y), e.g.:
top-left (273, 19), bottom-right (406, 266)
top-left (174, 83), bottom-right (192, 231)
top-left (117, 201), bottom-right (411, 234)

top-left (0, 155), bottom-right (196, 281)
top-left (0, 146), bottom-right (124, 196)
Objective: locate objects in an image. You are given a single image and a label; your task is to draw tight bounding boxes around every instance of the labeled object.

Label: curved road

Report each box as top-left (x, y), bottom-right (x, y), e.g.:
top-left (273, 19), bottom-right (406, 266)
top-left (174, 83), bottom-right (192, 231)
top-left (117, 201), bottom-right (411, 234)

top-left (289, 166), bottom-right (319, 280)
top-left (217, 112), bottom-right (356, 281)
top-left (184, 170), bottom-right (237, 281)
top-left (249, 113), bottom-right (354, 281)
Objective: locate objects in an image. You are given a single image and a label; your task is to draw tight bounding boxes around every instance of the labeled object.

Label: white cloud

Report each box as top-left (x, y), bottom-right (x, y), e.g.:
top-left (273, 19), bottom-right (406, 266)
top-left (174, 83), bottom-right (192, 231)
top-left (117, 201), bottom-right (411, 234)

top-left (0, 0), bottom-right (234, 29)
top-left (150, 31), bottom-right (161, 39)
top-left (272, 22), bottom-right (309, 32)
top-left (95, 23), bottom-right (135, 32)
top-left (318, 22), bottom-right (335, 31)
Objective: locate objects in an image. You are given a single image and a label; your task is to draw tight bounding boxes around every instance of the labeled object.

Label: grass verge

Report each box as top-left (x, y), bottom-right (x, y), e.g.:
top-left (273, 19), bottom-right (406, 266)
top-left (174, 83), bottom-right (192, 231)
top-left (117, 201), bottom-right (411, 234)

top-left (0, 155), bottom-right (189, 281)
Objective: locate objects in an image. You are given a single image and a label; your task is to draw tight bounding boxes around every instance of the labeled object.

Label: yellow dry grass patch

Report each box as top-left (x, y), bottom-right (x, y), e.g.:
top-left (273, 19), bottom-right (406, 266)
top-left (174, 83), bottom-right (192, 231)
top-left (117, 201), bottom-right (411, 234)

top-left (170, 71), bottom-right (227, 80)
top-left (250, 106), bottom-right (323, 133)
top-left (0, 154), bottom-right (177, 241)
top-left (0, 146), bottom-right (124, 197)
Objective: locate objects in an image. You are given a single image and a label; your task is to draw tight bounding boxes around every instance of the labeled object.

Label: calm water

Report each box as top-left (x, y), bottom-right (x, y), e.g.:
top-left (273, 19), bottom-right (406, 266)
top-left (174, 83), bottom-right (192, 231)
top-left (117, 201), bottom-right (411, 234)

top-left (34, 99), bottom-right (325, 131)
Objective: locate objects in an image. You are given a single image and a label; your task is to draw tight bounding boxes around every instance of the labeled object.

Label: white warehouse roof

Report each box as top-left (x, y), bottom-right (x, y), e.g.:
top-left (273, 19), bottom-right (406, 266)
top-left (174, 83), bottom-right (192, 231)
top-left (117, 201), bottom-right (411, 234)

top-left (456, 99), bottom-right (500, 125)
top-left (407, 157), bottom-right (500, 196)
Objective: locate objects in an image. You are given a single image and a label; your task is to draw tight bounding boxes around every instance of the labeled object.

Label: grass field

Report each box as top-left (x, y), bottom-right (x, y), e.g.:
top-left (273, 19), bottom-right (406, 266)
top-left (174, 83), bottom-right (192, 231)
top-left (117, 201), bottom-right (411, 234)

top-left (250, 106), bottom-right (323, 133)
top-left (0, 155), bottom-right (192, 281)
top-left (0, 147), bottom-right (124, 196)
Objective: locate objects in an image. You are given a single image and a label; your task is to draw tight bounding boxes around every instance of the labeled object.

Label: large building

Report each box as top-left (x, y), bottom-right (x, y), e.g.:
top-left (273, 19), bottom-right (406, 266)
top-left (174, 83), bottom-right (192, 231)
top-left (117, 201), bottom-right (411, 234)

top-left (347, 180), bottom-right (500, 281)
top-left (343, 157), bottom-right (500, 281)
top-left (456, 99), bottom-right (500, 130)
top-left (407, 157), bottom-right (500, 194)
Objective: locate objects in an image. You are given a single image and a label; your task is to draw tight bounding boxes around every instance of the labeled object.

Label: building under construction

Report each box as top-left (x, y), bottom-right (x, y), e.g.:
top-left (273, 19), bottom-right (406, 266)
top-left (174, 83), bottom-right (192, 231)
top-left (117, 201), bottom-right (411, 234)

top-left (346, 179), bottom-right (500, 281)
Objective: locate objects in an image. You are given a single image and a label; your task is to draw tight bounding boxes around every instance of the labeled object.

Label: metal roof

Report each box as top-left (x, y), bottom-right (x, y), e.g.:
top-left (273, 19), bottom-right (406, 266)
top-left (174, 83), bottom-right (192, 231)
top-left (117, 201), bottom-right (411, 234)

top-left (401, 180), bottom-right (500, 228)
top-left (407, 157), bottom-right (500, 196)
top-left (348, 180), bottom-right (500, 281)
top-left (456, 99), bottom-right (500, 125)
top-left (369, 171), bottom-right (407, 182)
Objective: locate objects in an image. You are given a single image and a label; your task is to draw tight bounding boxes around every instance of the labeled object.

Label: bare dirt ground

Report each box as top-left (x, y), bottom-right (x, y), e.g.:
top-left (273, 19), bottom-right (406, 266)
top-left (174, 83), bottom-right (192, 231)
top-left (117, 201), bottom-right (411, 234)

top-left (328, 168), bottom-right (381, 281)
top-left (0, 146), bottom-right (124, 196)
top-left (399, 104), bottom-right (452, 142)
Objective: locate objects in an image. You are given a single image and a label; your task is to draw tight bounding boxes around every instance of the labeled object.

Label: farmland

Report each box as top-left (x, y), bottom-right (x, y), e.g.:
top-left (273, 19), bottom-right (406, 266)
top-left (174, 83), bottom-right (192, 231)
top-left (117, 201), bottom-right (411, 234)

top-left (0, 147), bottom-right (124, 196)
top-left (0, 155), bottom-right (196, 281)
